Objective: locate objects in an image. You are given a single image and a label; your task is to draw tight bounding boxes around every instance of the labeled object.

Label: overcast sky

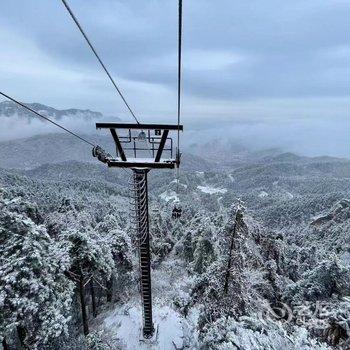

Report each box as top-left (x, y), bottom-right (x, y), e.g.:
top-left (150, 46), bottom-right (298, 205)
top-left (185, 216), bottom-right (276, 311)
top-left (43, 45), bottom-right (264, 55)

top-left (1, 1), bottom-right (350, 155)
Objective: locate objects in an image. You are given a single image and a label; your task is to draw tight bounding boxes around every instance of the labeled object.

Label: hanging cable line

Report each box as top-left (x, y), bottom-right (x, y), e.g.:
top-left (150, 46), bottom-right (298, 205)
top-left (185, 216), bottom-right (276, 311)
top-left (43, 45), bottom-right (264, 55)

top-left (0, 91), bottom-right (132, 175)
top-left (177, 0), bottom-right (183, 150)
top-left (0, 91), bottom-right (95, 147)
top-left (176, 0), bottom-right (183, 193)
top-left (60, 0), bottom-right (140, 124)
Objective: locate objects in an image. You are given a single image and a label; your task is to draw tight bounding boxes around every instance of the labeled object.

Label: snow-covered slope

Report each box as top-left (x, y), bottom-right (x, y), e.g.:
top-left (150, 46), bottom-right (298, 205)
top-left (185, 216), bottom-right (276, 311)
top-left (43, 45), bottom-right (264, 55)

top-left (1, 132), bottom-right (350, 349)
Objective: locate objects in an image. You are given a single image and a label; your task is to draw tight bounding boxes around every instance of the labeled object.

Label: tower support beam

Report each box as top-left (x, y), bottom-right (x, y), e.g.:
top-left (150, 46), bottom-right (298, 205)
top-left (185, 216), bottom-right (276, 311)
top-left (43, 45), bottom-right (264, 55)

top-left (93, 122), bottom-right (183, 339)
top-left (132, 169), bottom-right (154, 338)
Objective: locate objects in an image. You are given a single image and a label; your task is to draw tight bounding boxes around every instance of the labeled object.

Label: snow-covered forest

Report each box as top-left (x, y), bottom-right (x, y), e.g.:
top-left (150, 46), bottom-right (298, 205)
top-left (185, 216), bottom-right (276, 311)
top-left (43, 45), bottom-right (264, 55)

top-left (1, 103), bottom-right (350, 349)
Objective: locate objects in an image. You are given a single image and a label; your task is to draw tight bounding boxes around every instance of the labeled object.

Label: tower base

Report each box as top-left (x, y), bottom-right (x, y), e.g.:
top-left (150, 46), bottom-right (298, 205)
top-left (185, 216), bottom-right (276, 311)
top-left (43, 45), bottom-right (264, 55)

top-left (139, 323), bottom-right (159, 343)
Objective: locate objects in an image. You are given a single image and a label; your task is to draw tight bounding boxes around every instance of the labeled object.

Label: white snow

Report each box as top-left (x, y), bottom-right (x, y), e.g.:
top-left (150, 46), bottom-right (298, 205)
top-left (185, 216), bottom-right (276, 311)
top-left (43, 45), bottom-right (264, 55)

top-left (159, 190), bottom-right (178, 202)
top-left (96, 258), bottom-right (199, 350)
top-left (170, 179), bottom-right (188, 189)
top-left (228, 174), bottom-right (235, 183)
top-left (197, 185), bottom-right (227, 194)
top-left (103, 303), bottom-right (183, 350)
top-left (258, 191), bottom-right (269, 198)
top-left (285, 191), bottom-right (294, 199)
top-left (113, 157), bottom-right (173, 163)
top-left (341, 252), bottom-right (350, 266)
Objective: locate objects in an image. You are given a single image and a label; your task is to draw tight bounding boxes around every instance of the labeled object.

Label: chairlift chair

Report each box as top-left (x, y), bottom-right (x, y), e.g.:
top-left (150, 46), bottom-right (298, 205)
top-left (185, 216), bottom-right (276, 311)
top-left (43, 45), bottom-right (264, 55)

top-left (172, 201), bottom-right (182, 219)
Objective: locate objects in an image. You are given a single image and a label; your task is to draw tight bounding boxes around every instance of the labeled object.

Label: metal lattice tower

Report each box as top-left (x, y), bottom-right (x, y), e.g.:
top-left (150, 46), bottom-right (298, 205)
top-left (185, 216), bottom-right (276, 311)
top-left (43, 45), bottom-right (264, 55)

top-left (132, 169), bottom-right (154, 337)
top-left (93, 122), bottom-right (183, 338)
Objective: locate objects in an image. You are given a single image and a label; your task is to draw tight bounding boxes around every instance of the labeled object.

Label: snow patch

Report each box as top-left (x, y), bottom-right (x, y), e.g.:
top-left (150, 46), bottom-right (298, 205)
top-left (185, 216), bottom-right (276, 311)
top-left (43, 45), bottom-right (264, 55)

top-left (159, 190), bottom-right (178, 202)
top-left (170, 179), bottom-right (188, 189)
top-left (341, 252), bottom-right (350, 266)
top-left (103, 304), bottom-right (183, 350)
top-left (285, 191), bottom-right (294, 199)
top-left (197, 186), bottom-right (227, 194)
top-left (258, 191), bottom-right (269, 198)
top-left (228, 173), bottom-right (235, 183)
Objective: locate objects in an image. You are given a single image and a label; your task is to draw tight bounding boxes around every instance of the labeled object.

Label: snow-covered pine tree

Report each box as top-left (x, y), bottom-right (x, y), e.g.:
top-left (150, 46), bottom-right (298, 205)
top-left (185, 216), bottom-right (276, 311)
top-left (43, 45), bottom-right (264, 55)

top-left (150, 206), bottom-right (174, 261)
top-left (62, 227), bottom-right (114, 335)
top-left (0, 191), bottom-right (74, 349)
top-left (223, 201), bottom-right (246, 294)
top-left (192, 229), bottom-right (215, 274)
top-left (95, 214), bottom-right (133, 303)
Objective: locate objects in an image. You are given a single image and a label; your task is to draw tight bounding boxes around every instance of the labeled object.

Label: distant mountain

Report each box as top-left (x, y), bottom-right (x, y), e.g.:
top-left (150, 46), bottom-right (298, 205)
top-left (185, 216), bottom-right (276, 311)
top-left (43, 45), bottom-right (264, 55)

top-left (24, 160), bottom-right (127, 186)
top-left (0, 133), bottom-right (112, 169)
top-left (190, 139), bottom-right (249, 161)
top-left (266, 152), bottom-right (304, 163)
top-left (0, 100), bottom-right (104, 121)
top-left (249, 147), bottom-right (283, 159)
top-left (0, 133), bottom-right (213, 171)
top-left (261, 152), bottom-right (348, 165)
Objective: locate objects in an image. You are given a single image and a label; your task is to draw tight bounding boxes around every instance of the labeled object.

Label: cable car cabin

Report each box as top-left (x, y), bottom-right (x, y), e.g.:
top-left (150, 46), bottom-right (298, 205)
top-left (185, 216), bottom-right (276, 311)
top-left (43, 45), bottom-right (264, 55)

top-left (172, 204), bottom-right (182, 219)
top-left (93, 123), bottom-right (183, 169)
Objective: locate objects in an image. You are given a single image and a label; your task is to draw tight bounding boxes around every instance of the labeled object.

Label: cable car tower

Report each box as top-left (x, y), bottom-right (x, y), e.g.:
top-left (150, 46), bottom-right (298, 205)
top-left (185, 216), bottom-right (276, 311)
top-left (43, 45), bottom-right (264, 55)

top-left (91, 0), bottom-right (183, 338)
top-left (60, 0), bottom-right (184, 340)
top-left (93, 123), bottom-right (183, 338)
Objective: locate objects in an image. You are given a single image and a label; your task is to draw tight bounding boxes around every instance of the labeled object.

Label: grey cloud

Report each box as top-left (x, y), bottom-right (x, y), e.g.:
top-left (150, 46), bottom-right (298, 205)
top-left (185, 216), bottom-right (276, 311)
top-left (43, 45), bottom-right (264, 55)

top-left (3, 0), bottom-right (350, 101)
top-left (2, 0), bottom-right (350, 157)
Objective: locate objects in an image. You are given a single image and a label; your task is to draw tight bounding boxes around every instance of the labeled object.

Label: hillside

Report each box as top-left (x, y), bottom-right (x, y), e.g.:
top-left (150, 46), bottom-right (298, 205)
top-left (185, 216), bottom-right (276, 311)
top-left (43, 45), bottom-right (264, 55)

top-left (0, 134), bottom-right (349, 349)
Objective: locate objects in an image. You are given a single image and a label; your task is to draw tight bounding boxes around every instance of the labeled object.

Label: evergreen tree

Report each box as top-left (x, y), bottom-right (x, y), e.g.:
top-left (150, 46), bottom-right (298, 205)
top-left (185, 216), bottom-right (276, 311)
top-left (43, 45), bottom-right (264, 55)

top-left (192, 227), bottom-right (215, 274)
top-left (0, 193), bottom-right (73, 349)
top-left (63, 227), bottom-right (114, 335)
top-left (95, 215), bottom-right (133, 302)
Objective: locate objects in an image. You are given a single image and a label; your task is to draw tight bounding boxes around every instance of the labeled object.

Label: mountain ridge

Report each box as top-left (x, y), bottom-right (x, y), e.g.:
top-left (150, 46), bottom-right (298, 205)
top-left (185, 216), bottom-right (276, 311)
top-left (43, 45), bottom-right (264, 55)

top-left (0, 100), bottom-right (110, 121)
